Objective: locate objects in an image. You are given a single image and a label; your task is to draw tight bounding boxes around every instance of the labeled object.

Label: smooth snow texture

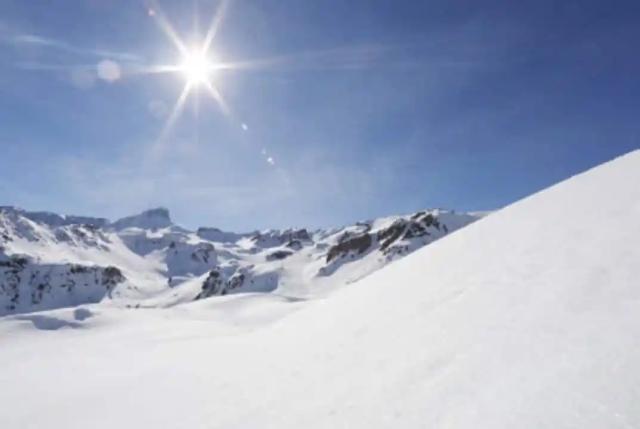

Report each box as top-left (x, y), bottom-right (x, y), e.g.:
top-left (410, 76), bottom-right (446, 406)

top-left (2, 150), bottom-right (640, 428)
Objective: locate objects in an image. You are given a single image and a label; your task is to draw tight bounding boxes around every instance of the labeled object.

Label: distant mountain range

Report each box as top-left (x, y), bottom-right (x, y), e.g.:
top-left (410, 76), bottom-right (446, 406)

top-left (0, 206), bottom-right (484, 315)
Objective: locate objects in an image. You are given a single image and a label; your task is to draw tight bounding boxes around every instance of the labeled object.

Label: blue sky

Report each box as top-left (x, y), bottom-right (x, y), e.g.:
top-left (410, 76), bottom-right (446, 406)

top-left (0, 0), bottom-right (638, 230)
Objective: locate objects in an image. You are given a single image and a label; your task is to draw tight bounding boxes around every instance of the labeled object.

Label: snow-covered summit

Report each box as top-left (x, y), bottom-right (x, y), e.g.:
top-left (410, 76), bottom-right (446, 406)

top-left (109, 207), bottom-right (173, 231)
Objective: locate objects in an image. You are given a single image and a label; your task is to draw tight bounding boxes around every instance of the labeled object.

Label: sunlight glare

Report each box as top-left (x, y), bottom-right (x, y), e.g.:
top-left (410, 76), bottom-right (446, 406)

top-left (180, 50), bottom-right (215, 85)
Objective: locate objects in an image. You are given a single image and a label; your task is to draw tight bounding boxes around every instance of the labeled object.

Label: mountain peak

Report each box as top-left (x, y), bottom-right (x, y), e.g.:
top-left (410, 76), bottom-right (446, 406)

top-left (0, 206), bottom-right (109, 228)
top-left (109, 207), bottom-right (172, 230)
top-left (140, 207), bottom-right (171, 219)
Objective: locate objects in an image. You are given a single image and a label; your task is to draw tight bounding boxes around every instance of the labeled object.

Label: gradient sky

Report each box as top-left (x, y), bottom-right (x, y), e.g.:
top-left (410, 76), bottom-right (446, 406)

top-left (0, 0), bottom-right (638, 231)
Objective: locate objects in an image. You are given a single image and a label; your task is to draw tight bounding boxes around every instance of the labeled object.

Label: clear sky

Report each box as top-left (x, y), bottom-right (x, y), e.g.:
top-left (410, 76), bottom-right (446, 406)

top-left (0, 0), bottom-right (638, 231)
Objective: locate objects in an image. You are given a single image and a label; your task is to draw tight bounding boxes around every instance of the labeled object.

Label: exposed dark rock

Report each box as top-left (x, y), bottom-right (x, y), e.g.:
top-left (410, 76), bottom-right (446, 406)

top-left (290, 228), bottom-right (310, 241)
top-left (326, 233), bottom-right (373, 263)
top-left (355, 221), bottom-right (372, 230)
top-left (69, 264), bottom-right (91, 274)
top-left (0, 256), bottom-right (29, 269)
top-left (252, 228), bottom-right (311, 245)
top-left (375, 213), bottom-right (445, 253)
top-left (195, 267), bottom-right (252, 300)
top-left (195, 269), bottom-right (224, 300)
top-left (404, 222), bottom-right (430, 239)
top-left (377, 220), bottom-right (407, 251)
top-left (197, 227), bottom-right (222, 234)
top-left (226, 273), bottom-right (246, 293)
top-left (267, 250), bottom-right (294, 261)
top-left (422, 213), bottom-right (440, 230)
top-left (83, 223), bottom-right (99, 232)
top-left (2, 258), bottom-right (125, 313)
top-left (286, 240), bottom-right (303, 250)
top-left (190, 242), bottom-right (215, 264)
top-left (103, 266), bottom-right (124, 285)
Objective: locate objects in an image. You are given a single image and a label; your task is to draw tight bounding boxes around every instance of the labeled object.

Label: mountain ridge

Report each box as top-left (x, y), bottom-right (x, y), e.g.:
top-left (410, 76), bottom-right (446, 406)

top-left (0, 205), bottom-right (483, 316)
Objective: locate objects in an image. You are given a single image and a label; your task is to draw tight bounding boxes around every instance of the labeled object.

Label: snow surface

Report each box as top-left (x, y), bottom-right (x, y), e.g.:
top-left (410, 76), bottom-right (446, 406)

top-left (2, 150), bottom-right (640, 428)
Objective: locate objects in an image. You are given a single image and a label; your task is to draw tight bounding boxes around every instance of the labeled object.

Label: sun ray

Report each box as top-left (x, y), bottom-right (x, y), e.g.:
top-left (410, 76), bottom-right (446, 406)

top-left (152, 83), bottom-right (192, 156)
top-left (192, 88), bottom-right (201, 149)
top-left (202, 42), bottom-right (404, 73)
top-left (203, 80), bottom-right (230, 116)
top-left (138, 0), bottom-right (238, 150)
top-left (146, 1), bottom-right (189, 56)
top-left (202, 0), bottom-right (231, 53)
top-left (122, 64), bottom-right (182, 77)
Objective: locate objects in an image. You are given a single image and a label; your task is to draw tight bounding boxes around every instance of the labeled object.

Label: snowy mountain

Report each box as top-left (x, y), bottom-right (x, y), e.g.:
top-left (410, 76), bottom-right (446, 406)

top-left (1, 150), bottom-right (640, 428)
top-left (0, 206), bottom-right (109, 228)
top-left (0, 205), bottom-right (481, 316)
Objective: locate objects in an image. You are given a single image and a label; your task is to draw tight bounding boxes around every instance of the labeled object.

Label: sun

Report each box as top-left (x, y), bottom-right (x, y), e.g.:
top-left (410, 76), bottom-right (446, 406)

top-left (179, 50), bottom-right (216, 85)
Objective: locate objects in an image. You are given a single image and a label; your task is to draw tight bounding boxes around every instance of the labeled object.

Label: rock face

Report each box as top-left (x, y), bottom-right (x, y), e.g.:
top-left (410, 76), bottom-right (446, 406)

top-left (166, 242), bottom-right (217, 278)
top-left (0, 251), bottom-right (125, 314)
top-left (327, 234), bottom-right (373, 263)
top-left (250, 228), bottom-right (311, 248)
top-left (266, 250), bottom-right (294, 261)
top-left (195, 270), bottom-right (225, 299)
top-left (325, 211), bottom-right (452, 264)
top-left (195, 269), bottom-right (249, 300)
top-left (0, 207), bottom-right (485, 315)
top-left (285, 240), bottom-right (303, 251)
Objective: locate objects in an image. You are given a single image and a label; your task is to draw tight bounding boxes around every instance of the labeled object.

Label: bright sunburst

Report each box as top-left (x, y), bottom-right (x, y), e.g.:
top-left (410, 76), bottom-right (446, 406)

top-left (136, 0), bottom-right (395, 161)
top-left (138, 0), bottom-right (234, 151)
top-left (179, 49), bottom-right (216, 86)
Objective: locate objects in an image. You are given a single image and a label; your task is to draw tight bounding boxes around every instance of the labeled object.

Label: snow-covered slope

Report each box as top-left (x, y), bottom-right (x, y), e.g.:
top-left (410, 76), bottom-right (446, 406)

top-left (0, 205), bottom-right (480, 315)
top-left (1, 150), bottom-right (639, 428)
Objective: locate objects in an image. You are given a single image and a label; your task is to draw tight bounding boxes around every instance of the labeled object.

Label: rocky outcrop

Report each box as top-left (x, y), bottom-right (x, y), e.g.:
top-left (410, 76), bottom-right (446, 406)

top-left (285, 240), bottom-right (303, 250)
top-left (195, 269), bottom-right (249, 300)
top-left (324, 211), bottom-right (461, 268)
top-left (377, 213), bottom-right (441, 251)
top-left (166, 241), bottom-right (217, 278)
top-left (251, 228), bottom-right (311, 247)
top-left (195, 270), bottom-right (224, 299)
top-left (54, 224), bottom-right (112, 250)
top-left (266, 250), bottom-right (294, 261)
top-left (1, 253), bottom-right (126, 315)
top-left (196, 227), bottom-right (247, 243)
top-left (103, 266), bottom-right (126, 288)
top-left (226, 272), bottom-right (247, 293)
top-left (326, 234), bottom-right (373, 263)
top-left (189, 242), bottom-right (215, 264)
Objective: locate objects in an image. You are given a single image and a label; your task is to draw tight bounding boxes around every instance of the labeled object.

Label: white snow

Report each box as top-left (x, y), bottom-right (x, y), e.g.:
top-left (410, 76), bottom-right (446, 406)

top-left (2, 150), bottom-right (640, 428)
